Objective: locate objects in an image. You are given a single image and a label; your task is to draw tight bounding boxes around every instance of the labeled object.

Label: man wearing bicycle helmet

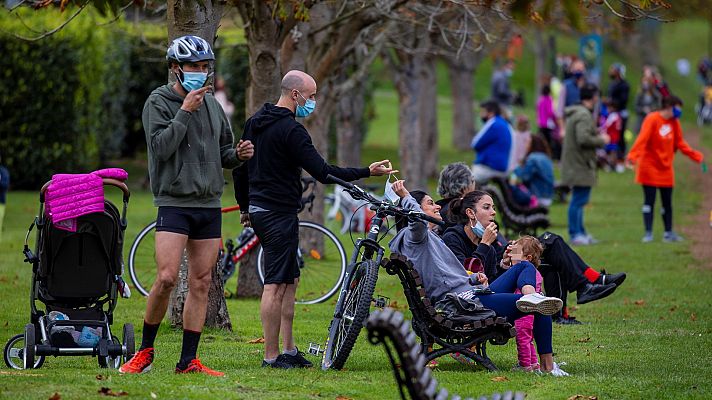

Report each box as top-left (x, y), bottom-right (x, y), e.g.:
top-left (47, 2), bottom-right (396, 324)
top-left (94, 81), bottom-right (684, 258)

top-left (120, 35), bottom-right (254, 376)
top-left (233, 70), bottom-right (394, 369)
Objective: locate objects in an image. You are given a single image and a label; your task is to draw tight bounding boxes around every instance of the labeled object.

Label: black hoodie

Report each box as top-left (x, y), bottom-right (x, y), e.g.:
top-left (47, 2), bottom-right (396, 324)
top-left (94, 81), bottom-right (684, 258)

top-left (441, 224), bottom-right (504, 282)
top-left (234, 103), bottom-right (370, 213)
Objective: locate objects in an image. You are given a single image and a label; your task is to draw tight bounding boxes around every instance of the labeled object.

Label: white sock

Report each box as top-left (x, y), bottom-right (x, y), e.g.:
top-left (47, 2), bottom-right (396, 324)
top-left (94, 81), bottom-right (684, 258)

top-left (283, 348), bottom-right (297, 356)
top-left (264, 357), bottom-right (277, 364)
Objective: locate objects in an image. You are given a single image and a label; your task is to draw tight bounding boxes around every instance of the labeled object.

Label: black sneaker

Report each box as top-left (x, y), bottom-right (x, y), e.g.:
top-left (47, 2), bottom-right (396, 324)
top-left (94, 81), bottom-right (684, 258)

top-left (554, 316), bottom-right (583, 325)
top-left (261, 354), bottom-right (296, 369)
top-left (576, 283), bottom-right (617, 305)
top-left (596, 269), bottom-right (627, 287)
top-left (280, 348), bottom-right (313, 368)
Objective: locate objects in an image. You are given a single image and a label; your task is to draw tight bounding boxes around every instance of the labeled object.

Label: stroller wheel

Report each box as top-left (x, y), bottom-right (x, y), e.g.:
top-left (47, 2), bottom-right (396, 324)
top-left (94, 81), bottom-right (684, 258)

top-left (4, 333), bottom-right (45, 370)
top-left (123, 323), bottom-right (135, 363)
top-left (98, 336), bottom-right (122, 369)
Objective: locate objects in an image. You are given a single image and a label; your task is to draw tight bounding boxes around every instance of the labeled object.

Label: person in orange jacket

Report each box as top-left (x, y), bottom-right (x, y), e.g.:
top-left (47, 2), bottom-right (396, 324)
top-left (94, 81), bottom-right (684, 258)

top-left (627, 95), bottom-right (705, 243)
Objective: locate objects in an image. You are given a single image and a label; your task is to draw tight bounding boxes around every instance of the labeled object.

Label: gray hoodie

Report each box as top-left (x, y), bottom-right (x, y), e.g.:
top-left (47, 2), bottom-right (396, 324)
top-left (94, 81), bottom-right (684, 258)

top-left (142, 84), bottom-right (242, 207)
top-left (388, 195), bottom-right (473, 301)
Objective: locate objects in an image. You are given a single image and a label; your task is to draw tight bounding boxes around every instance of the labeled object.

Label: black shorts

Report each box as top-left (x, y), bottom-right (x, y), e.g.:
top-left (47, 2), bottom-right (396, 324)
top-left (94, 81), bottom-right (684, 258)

top-left (155, 206), bottom-right (221, 239)
top-left (250, 211), bottom-right (299, 284)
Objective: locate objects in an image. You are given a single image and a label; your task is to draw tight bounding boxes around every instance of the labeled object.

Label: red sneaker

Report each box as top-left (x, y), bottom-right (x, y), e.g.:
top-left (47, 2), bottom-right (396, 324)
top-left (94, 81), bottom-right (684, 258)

top-left (175, 359), bottom-right (225, 377)
top-left (119, 348), bottom-right (154, 374)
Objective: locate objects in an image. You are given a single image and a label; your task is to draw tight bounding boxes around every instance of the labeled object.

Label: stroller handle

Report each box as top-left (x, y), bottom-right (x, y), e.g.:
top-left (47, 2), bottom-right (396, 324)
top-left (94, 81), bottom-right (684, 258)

top-left (40, 178), bottom-right (130, 203)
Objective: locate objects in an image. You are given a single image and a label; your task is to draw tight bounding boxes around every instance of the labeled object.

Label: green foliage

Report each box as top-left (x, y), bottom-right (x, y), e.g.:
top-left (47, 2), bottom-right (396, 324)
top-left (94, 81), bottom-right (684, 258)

top-left (217, 44), bottom-right (249, 130)
top-left (0, 8), bottom-right (172, 187)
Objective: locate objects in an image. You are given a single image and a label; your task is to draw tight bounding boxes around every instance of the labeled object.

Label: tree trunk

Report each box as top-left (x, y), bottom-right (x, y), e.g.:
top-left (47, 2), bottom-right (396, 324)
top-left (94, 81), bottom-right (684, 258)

top-left (234, 1), bottom-right (295, 298)
top-left (446, 60), bottom-right (475, 151)
top-left (168, 253), bottom-right (232, 330)
top-left (166, 0), bottom-right (231, 329)
top-left (419, 53), bottom-right (438, 180)
top-left (336, 59), bottom-right (366, 167)
top-left (532, 27), bottom-right (549, 98)
top-left (387, 48), bottom-right (427, 189)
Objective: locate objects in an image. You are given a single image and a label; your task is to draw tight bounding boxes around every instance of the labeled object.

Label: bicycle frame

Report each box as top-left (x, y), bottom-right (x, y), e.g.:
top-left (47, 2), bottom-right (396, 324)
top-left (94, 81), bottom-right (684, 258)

top-left (332, 209), bottom-right (387, 319)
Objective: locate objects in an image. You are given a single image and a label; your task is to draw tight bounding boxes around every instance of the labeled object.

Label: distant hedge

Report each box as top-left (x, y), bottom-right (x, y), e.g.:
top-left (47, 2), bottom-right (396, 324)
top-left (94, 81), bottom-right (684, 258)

top-left (0, 9), bottom-right (248, 189)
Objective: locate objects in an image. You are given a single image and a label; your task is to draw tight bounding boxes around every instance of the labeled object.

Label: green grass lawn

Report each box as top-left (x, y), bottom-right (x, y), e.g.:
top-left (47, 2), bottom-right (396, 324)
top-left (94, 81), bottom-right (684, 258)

top-left (2, 18), bottom-right (712, 400)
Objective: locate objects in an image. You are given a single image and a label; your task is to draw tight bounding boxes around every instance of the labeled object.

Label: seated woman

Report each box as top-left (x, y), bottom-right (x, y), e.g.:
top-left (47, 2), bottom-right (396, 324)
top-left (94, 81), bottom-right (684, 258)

top-left (388, 180), bottom-right (568, 376)
top-left (512, 134), bottom-right (555, 207)
top-left (442, 190), bottom-right (623, 324)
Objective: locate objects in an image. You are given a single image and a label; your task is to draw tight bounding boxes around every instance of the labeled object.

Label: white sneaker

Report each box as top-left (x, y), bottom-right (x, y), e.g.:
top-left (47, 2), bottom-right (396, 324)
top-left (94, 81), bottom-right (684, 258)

top-left (615, 164), bottom-right (626, 174)
top-left (516, 293), bottom-right (563, 315)
top-left (570, 235), bottom-right (590, 246)
top-left (547, 362), bottom-right (570, 377)
top-left (642, 232), bottom-right (653, 243)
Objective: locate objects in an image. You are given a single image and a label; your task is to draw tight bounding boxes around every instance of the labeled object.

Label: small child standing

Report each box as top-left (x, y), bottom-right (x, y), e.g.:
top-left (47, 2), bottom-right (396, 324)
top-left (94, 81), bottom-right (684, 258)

top-left (509, 236), bottom-right (545, 372)
top-left (601, 103), bottom-right (624, 173)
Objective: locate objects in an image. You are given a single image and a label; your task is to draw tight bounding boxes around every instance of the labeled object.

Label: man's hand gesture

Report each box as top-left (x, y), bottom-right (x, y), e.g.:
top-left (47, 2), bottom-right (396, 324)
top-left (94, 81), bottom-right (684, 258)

top-left (369, 160), bottom-right (398, 176)
top-left (236, 140), bottom-right (254, 161)
top-left (180, 87), bottom-right (210, 113)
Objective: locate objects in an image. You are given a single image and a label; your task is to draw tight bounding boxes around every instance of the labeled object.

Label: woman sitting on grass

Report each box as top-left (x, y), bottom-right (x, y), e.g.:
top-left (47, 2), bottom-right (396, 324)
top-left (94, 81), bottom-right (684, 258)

top-left (388, 180), bottom-right (569, 376)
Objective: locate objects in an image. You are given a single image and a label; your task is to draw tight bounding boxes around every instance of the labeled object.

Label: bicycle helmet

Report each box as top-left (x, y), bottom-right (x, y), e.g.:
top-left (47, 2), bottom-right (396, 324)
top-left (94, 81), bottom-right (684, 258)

top-left (166, 35), bottom-right (215, 64)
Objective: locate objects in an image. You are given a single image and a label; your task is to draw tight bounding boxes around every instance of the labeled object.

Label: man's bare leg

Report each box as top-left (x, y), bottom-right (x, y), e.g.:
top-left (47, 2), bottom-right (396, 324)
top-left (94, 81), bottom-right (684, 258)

top-left (144, 232), bottom-right (188, 324)
top-left (261, 283), bottom-right (287, 360)
top-left (183, 238), bottom-right (220, 331)
top-left (280, 278), bottom-right (298, 352)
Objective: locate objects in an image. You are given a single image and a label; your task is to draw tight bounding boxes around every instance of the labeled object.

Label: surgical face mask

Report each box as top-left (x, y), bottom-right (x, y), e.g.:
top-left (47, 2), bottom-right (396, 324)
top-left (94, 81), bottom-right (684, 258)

top-left (469, 213), bottom-right (485, 237)
top-left (179, 68), bottom-right (208, 92)
top-left (573, 71), bottom-right (584, 80)
top-left (384, 173), bottom-right (399, 204)
top-left (673, 106), bottom-right (682, 119)
top-left (295, 91), bottom-right (316, 118)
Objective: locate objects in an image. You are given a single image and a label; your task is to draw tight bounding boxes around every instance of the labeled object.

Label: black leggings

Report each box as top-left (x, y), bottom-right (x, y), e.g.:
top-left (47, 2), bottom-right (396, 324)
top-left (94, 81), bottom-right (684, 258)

top-left (642, 185), bottom-right (673, 232)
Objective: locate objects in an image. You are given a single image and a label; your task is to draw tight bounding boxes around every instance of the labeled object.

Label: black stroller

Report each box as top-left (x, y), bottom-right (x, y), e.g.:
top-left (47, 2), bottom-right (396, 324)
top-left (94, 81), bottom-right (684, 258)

top-left (3, 178), bottom-right (135, 369)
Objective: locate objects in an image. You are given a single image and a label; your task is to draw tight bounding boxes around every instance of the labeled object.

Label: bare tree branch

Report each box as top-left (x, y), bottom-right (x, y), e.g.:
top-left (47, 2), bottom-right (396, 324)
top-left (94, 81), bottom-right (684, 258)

top-left (3, 0), bottom-right (91, 41)
top-left (96, 0), bottom-right (135, 26)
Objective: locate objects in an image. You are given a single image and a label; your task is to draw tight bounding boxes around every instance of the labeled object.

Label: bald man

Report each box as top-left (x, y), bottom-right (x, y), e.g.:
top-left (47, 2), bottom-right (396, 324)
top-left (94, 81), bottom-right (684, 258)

top-left (233, 70), bottom-right (394, 369)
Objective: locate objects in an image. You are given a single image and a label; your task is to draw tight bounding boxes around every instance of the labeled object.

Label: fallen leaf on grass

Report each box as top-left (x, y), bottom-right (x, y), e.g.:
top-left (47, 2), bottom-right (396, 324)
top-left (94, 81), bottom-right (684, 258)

top-left (336, 396), bottom-right (353, 400)
top-left (98, 387), bottom-right (128, 397)
top-left (567, 396), bottom-right (598, 400)
top-left (3, 321), bottom-right (7, 327)
top-left (669, 305), bottom-right (678, 312)
top-left (691, 313), bottom-right (697, 321)
top-left (247, 337), bottom-right (265, 344)
top-left (150, 392), bottom-right (157, 399)
top-left (48, 393), bottom-right (61, 400)
top-left (634, 299), bottom-right (645, 306)
top-left (577, 337), bottom-right (591, 343)
top-left (96, 374), bottom-right (108, 380)
top-left (491, 376), bottom-right (509, 382)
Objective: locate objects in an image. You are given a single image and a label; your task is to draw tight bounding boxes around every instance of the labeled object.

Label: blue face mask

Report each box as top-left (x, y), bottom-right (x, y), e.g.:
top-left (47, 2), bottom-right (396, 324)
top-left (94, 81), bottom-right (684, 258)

top-left (470, 220), bottom-right (485, 237)
top-left (179, 69), bottom-right (208, 92)
top-left (672, 106), bottom-right (682, 119)
top-left (295, 92), bottom-right (316, 118)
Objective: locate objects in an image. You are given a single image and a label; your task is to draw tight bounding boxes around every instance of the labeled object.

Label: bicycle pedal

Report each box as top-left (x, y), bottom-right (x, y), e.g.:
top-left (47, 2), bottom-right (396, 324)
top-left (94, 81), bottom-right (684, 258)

top-left (372, 295), bottom-right (390, 309)
top-left (307, 342), bottom-right (325, 356)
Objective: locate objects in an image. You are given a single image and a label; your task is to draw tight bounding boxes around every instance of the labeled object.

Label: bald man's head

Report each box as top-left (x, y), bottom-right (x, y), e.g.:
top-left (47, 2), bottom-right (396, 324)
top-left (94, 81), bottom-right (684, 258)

top-left (280, 70), bottom-right (316, 96)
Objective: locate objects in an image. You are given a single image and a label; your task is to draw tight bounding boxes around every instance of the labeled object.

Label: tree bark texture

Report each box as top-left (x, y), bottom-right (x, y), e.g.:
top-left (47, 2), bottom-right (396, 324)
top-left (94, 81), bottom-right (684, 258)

top-left (168, 253), bottom-right (232, 330)
top-left (166, 0), bottom-right (231, 329)
top-left (446, 60), bottom-right (475, 151)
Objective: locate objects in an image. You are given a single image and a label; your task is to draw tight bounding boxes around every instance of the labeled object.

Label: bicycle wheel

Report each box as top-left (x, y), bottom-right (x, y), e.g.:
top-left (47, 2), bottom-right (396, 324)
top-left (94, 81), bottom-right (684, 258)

top-left (257, 221), bottom-right (347, 305)
top-left (127, 221), bottom-right (157, 297)
top-left (321, 259), bottom-right (379, 370)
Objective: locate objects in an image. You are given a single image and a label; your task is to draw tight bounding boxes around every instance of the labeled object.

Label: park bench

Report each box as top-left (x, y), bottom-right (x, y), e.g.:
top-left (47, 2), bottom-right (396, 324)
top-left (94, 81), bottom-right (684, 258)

top-left (480, 182), bottom-right (549, 237)
top-left (367, 307), bottom-right (525, 400)
top-left (381, 254), bottom-right (516, 372)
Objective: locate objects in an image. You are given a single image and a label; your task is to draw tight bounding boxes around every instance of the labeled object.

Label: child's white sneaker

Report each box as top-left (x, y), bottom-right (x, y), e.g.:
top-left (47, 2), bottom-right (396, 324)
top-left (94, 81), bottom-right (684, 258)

top-left (546, 362), bottom-right (570, 377)
top-left (516, 293), bottom-right (563, 315)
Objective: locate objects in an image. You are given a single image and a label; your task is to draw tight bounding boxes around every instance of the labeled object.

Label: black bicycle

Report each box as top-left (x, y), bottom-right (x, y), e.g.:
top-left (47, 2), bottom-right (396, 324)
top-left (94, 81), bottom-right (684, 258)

top-left (321, 175), bottom-right (442, 370)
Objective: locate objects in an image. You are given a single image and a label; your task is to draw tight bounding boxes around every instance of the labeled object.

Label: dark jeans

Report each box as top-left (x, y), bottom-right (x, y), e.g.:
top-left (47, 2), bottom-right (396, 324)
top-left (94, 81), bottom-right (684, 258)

top-left (477, 262), bottom-right (553, 354)
top-left (537, 232), bottom-right (591, 318)
top-left (568, 186), bottom-right (592, 238)
top-left (642, 185), bottom-right (673, 232)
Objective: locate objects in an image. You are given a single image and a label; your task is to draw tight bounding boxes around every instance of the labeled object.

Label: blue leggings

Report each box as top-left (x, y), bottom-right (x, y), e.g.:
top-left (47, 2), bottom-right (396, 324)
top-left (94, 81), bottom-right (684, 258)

top-left (476, 262), bottom-right (553, 354)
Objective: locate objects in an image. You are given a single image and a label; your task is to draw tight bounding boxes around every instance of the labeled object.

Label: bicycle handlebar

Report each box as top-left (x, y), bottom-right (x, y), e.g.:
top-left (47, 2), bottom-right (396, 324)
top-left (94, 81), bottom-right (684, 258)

top-left (326, 174), bottom-right (444, 227)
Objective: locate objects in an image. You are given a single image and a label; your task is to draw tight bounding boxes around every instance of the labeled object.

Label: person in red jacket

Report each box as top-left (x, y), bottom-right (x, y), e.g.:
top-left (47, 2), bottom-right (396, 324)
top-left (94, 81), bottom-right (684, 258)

top-left (627, 95), bottom-right (704, 243)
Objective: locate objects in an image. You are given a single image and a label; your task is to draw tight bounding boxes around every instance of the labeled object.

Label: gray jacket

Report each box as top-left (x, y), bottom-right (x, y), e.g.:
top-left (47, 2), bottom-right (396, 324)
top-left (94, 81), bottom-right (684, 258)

top-left (143, 84), bottom-right (242, 208)
top-left (560, 105), bottom-right (606, 187)
top-left (388, 195), bottom-right (472, 301)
